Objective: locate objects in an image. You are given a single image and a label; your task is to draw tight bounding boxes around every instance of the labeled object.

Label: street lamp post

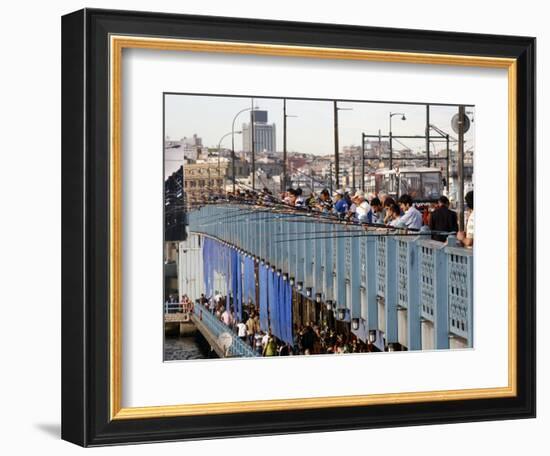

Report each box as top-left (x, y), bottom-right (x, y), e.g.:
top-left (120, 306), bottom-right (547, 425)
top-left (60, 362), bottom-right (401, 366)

top-left (333, 101), bottom-right (353, 190)
top-left (282, 99), bottom-right (298, 191)
top-left (352, 158), bottom-right (356, 191)
top-left (251, 98), bottom-right (256, 191)
top-left (425, 104), bottom-right (431, 167)
top-left (231, 105), bottom-right (257, 193)
top-left (333, 101), bottom-right (339, 190)
top-left (218, 131), bottom-right (241, 193)
top-left (389, 112), bottom-right (407, 170)
top-left (328, 162), bottom-right (333, 195)
top-left (361, 133), bottom-right (365, 191)
top-left (457, 105), bottom-right (465, 231)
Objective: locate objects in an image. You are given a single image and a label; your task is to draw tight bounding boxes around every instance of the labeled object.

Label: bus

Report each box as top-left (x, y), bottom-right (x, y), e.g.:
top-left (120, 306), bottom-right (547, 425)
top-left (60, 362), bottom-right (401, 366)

top-left (366, 167), bottom-right (443, 202)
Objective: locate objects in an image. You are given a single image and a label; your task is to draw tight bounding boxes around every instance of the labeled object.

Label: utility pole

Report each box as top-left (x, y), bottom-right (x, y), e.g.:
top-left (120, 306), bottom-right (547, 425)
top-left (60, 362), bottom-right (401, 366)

top-left (457, 105), bottom-right (465, 231)
top-left (282, 98), bottom-right (287, 192)
top-left (389, 112), bottom-right (406, 170)
top-left (389, 120), bottom-right (393, 170)
top-left (251, 98), bottom-right (255, 191)
top-left (361, 133), bottom-right (365, 191)
top-left (446, 134), bottom-right (450, 195)
top-left (333, 101), bottom-right (340, 190)
top-left (231, 133), bottom-right (236, 194)
top-left (329, 162), bottom-right (333, 195)
top-left (378, 129), bottom-right (382, 157)
top-left (426, 104), bottom-right (431, 168)
top-left (352, 158), bottom-right (356, 191)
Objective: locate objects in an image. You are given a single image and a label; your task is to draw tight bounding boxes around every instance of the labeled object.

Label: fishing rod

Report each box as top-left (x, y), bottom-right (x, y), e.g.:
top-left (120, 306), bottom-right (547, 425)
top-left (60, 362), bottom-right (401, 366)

top-left (275, 231), bottom-right (454, 243)
top-left (193, 203), bottom-right (349, 227)
top-left (197, 210), bottom-right (301, 228)
top-left (255, 210), bottom-right (454, 235)
top-left (187, 195), bottom-right (266, 221)
top-left (227, 177), bottom-right (318, 213)
top-left (273, 221), bottom-right (426, 234)
top-left (187, 177), bottom-right (359, 227)
top-left (274, 224), bottom-right (456, 237)
top-left (195, 201), bottom-right (311, 224)
top-left (289, 166), bottom-right (330, 190)
top-left (195, 205), bottom-right (288, 225)
top-left (189, 196), bottom-right (403, 234)
top-left (269, 214), bottom-right (401, 231)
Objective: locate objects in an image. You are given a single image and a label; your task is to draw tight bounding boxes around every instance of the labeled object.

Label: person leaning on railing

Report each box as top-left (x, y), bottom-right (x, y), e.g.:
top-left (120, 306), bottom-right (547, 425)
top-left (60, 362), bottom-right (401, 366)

top-left (456, 190), bottom-right (474, 248)
top-left (429, 195), bottom-right (458, 242)
top-left (397, 194), bottom-right (423, 230)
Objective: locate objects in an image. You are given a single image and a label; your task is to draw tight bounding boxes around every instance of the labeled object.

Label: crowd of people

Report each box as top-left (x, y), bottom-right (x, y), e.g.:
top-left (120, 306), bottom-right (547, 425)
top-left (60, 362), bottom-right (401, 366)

top-left (219, 186), bottom-right (474, 246)
top-left (191, 293), bottom-right (375, 357)
top-left (180, 186), bottom-right (475, 356)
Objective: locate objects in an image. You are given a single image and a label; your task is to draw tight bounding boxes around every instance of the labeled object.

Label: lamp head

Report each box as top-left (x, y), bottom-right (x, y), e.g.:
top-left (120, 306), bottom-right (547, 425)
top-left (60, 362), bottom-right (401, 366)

top-left (368, 330), bottom-right (377, 343)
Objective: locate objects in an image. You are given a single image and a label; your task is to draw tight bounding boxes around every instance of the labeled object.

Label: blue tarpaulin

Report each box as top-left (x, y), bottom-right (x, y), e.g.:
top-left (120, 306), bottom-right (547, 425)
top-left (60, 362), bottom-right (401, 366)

top-left (242, 256), bottom-right (256, 306)
top-left (278, 275), bottom-right (286, 343)
top-left (268, 273), bottom-right (293, 345)
top-left (259, 264), bottom-right (269, 331)
top-left (202, 238), bottom-right (292, 343)
top-left (202, 238), bottom-right (212, 298)
top-left (281, 278), bottom-right (293, 344)
top-left (229, 249), bottom-right (242, 320)
top-left (268, 269), bottom-right (279, 338)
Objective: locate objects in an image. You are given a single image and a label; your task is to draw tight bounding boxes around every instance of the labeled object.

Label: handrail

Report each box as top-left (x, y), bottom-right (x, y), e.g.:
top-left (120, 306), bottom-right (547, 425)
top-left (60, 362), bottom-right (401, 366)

top-left (164, 302), bottom-right (193, 313)
top-left (187, 204), bottom-right (473, 350)
top-left (192, 301), bottom-right (258, 357)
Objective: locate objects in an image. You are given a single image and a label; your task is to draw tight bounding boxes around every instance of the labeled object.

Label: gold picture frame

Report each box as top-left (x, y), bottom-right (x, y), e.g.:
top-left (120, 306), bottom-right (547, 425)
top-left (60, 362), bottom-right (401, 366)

top-left (62, 8), bottom-right (535, 446)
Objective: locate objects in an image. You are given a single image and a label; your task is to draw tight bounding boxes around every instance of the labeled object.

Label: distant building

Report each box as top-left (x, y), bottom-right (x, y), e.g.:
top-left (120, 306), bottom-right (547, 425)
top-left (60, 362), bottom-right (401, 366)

top-left (164, 167), bottom-right (187, 242)
top-left (242, 110), bottom-right (277, 153)
top-left (180, 134), bottom-right (203, 160)
top-left (182, 157), bottom-right (250, 206)
top-left (364, 139), bottom-right (390, 157)
top-left (255, 155), bottom-right (283, 176)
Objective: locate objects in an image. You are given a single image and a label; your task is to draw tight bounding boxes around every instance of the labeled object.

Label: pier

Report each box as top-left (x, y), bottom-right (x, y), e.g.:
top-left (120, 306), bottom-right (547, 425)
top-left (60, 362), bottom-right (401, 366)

top-left (164, 301), bottom-right (258, 357)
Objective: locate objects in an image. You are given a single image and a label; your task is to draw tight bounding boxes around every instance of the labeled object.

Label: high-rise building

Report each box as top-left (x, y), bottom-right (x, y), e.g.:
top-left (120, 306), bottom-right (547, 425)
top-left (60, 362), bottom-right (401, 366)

top-left (180, 133), bottom-right (203, 160)
top-left (242, 110), bottom-right (276, 153)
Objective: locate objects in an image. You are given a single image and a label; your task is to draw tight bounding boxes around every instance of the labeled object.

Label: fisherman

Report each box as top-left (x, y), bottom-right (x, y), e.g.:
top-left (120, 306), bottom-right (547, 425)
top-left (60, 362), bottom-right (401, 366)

top-left (398, 194), bottom-right (423, 230)
top-left (367, 197), bottom-right (383, 224)
top-left (353, 192), bottom-right (371, 223)
top-left (429, 195), bottom-right (458, 242)
top-left (388, 203), bottom-right (403, 227)
top-left (333, 189), bottom-right (349, 218)
top-left (317, 188), bottom-right (333, 213)
top-left (295, 187), bottom-right (306, 207)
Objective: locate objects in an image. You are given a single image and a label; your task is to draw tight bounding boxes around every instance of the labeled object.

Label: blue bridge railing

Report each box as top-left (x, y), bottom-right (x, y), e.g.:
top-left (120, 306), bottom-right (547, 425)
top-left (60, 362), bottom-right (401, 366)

top-left (188, 204), bottom-right (473, 350)
top-left (192, 300), bottom-right (259, 357)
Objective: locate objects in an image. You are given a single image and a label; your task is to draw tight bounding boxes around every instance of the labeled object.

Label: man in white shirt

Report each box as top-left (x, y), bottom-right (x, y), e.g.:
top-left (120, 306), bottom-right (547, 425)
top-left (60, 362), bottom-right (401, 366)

top-left (236, 321), bottom-right (247, 340)
top-left (354, 192), bottom-right (371, 223)
top-left (398, 194), bottom-right (423, 230)
top-left (457, 190), bottom-right (474, 247)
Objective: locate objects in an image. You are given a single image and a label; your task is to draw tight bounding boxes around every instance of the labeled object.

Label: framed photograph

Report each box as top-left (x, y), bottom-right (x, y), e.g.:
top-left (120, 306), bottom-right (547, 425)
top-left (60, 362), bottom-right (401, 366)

top-left (61, 8), bottom-right (535, 447)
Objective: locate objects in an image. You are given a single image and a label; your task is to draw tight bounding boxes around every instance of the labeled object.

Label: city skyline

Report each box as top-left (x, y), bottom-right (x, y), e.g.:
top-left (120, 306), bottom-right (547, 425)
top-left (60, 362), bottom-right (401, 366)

top-left (165, 94), bottom-right (475, 157)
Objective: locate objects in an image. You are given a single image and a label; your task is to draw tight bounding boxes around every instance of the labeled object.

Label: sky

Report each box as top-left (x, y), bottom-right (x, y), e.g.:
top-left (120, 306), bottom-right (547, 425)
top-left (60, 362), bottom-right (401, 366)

top-left (164, 93), bottom-right (475, 157)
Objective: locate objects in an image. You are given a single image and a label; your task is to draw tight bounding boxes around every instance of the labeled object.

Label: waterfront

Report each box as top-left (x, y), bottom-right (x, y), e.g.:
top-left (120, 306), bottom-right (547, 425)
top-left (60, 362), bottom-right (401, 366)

top-left (164, 333), bottom-right (217, 361)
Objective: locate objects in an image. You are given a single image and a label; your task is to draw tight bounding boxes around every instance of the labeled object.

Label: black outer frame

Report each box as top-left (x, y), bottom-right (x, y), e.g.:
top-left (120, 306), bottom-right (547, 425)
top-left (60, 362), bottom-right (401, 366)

top-left (61, 8), bottom-right (536, 447)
